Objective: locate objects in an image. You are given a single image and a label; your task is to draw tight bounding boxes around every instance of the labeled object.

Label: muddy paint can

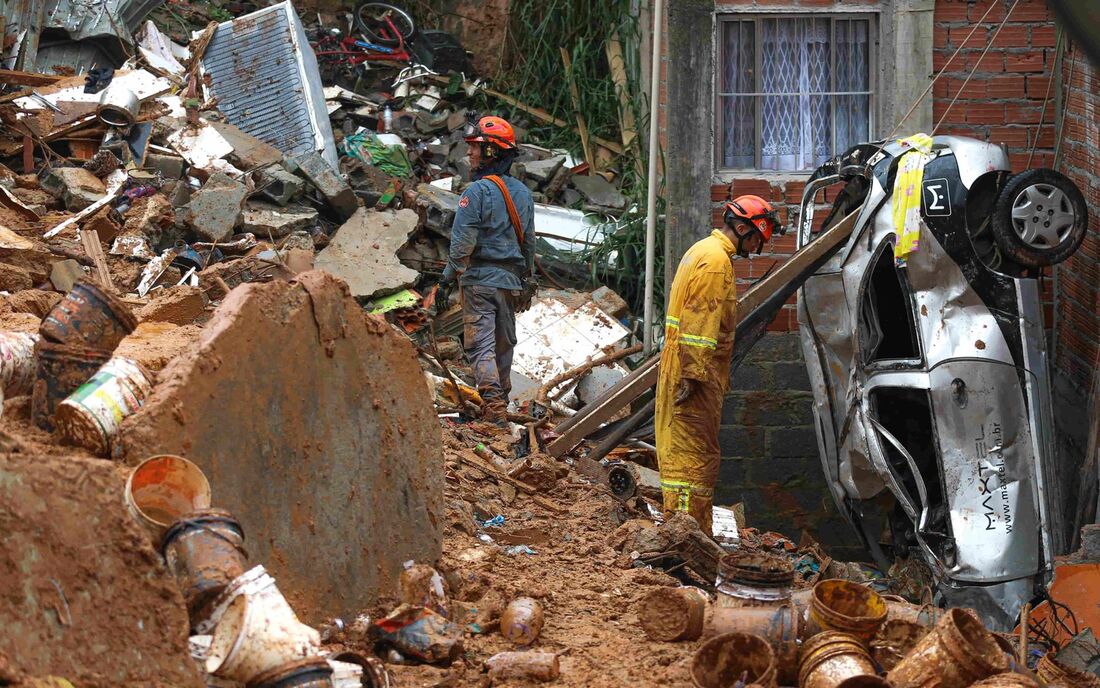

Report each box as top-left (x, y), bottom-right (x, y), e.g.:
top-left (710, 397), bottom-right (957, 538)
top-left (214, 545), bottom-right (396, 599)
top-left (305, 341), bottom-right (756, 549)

top-left (206, 593), bottom-right (321, 683)
top-left (690, 632), bottom-right (778, 688)
top-left (716, 551), bottom-right (795, 608)
top-left (501, 597), bottom-right (545, 646)
top-left (0, 331), bottom-right (37, 399)
top-left (882, 595), bottom-right (941, 627)
top-left (161, 508), bottom-right (248, 630)
top-left (887, 608), bottom-right (1009, 688)
top-left (836, 677), bottom-right (894, 688)
top-left (485, 652), bottom-right (560, 682)
top-left (969, 673), bottom-right (1041, 688)
top-left (399, 563), bottom-right (449, 617)
top-left (39, 280), bottom-right (137, 350)
top-left (707, 605), bottom-right (801, 686)
top-left (1037, 652), bottom-right (1100, 687)
top-left (638, 586), bottom-right (707, 642)
top-left (125, 455), bottom-right (212, 543)
top-left (330, 652), bottom-right (388, 688)
top-left (31, 340), bottom-right (112, 431)
top-left (198, 565), bottom-right (297, 635)
top-left (871, 619), bottom-right (930, 671)
top-left (799, 631), bottom-right (878, 688)
top-left (55, 356), bottom-right (153, 455)
top-left (804, 580), bottom-right (888, 644)
top-left (246, 657), bottom-right (334, 688)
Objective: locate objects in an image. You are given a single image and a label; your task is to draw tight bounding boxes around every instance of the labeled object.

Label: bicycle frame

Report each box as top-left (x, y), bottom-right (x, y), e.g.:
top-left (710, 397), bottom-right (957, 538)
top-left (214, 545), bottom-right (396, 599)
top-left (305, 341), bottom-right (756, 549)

top-left (314, 15), bottom-right (411, 65)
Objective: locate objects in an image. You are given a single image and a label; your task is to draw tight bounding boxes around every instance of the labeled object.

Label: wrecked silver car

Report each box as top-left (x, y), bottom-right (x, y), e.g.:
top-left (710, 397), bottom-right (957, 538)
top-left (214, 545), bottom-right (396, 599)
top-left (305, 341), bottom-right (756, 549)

top-left (796, 136), bottom-right (1088, 628)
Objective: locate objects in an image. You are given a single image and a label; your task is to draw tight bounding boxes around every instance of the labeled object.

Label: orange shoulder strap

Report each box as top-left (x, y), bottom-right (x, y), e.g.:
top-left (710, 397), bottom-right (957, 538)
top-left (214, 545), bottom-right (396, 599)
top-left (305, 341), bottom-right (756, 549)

top-left (484, 175), bottom-right (525, 245)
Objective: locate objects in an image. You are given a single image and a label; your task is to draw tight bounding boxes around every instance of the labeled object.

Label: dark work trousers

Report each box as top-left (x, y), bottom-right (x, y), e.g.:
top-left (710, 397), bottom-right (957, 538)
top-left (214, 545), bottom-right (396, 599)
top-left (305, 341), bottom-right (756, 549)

top-left (461, 284), bottom-right (518, 410)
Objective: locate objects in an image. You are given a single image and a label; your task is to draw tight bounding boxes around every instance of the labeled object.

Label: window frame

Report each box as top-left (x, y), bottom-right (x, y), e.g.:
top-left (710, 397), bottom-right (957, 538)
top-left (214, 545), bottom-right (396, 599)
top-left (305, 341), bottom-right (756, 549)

top-left (714, 11), bottom-right (881, 174)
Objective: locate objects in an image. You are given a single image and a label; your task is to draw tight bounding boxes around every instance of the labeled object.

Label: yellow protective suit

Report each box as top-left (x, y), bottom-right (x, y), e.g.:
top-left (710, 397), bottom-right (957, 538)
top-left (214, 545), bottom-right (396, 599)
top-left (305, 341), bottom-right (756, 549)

top-left (655, 229), bottom-right (738, 534)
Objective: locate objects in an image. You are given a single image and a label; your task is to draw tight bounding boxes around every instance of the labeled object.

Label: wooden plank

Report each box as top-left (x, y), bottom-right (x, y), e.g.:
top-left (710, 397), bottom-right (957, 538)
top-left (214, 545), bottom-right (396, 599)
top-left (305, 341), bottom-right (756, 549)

top-left (547, 209), bottom-right (860, 457)
top-left (80, 229), bottom-right (114, 289)
top-left (560, 48), bottom-right (594, 169)
top-left (605, 34), bottom-right (638, 150)
top-left (0, 69), bottom-right (63, 87)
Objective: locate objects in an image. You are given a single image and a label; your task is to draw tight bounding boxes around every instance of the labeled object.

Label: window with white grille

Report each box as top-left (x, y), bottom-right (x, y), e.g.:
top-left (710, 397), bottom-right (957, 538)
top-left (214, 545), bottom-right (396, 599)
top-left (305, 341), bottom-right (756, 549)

top-left (718, 15), bottom-right (876, 172)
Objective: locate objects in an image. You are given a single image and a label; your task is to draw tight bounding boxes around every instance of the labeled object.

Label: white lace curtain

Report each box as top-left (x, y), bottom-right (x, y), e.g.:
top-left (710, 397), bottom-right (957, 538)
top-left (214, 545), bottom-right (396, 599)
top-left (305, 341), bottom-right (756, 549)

top-left (721, 17), bottom-right (871, 171)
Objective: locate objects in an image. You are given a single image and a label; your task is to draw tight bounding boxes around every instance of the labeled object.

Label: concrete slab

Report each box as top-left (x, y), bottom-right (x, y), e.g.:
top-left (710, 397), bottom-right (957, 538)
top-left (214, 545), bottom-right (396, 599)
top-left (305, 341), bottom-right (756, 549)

top-left (40, 167), bottom-right (107, 211)
top-left (315, 208), bottom-right (419, 300)
top-left (290, 152), bottom-right (358, 220)
top-left (118, 272), bottom-right (443, 624)
top-left (0, 452), bottom-right (202, 686)
top-left (242, 201), bottom-right (318, 238)
top-left (179, 172), bottom-right (247, 243)
top-left (571, 174), bottom-right (627, 210)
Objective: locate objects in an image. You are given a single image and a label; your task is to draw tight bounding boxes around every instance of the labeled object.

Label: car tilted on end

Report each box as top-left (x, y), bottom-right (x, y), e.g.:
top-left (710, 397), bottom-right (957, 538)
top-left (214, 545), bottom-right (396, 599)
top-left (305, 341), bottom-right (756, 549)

top-left (796, 135), bottom-right (1088, 629)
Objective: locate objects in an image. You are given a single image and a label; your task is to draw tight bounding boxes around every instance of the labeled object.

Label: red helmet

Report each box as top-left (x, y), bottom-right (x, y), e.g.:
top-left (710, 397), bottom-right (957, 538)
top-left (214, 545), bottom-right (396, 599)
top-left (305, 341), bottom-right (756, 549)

top-left (724, 195), bottom-right (781, 243)
top-left (464, 115), bottom-right (517, 150)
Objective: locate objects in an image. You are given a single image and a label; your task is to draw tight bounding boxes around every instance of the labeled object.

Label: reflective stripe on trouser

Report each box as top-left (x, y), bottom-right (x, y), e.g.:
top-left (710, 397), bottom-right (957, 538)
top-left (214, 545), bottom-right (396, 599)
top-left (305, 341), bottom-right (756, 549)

top-left (462, 284), bottom-right (517, 405)
top-left (654, 348), bottom-right (724, 535)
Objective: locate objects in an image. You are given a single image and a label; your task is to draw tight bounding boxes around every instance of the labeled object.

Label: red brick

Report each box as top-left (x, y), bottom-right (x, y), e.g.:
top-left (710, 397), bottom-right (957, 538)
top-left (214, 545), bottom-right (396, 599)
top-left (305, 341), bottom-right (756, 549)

top-left (932, 50), bottom-right (958, 73)
top-left (1026, 75), bottom-right (1052, 99)
top-left (1005, 103), bottom-right (1051, 124)
top-left (985, 75), bottom-right (1026, 98)
top-left (1031, 125), bottom-right (1055, 148)
top-left (1005, 52), bottom-right (1045, 72)
top-left (965, 103), bottom-right (1006, 124)
top-left (934, 0), bottom-right (971, 22)
top-left (950, 25), bottom-right (989, 49)
top-left (730, 178), bottom-right (775, 198)
top-left (711, 184), bottom-right (730, 202)
top-left (990, 25), bottom-right (1030, 49)
top-left (783, 181), bottom-right (806, 205)
top-left (989, 126), bottom-right (1029, 147)
top-left (1009, 2), bottom-right (1054, 22)
top-left (1031, 25), bottom-right (1057, 48)
top-left (933, 79), bottom-right (950, 98)
top-left (771, 234), bottom-right (798, 254)
top-left (944, 76), bottom-right (986, 99)
top-left (934, 25), bottom-right (950, 49)
top-left (966, 50), bottom-right (1006, 72)
top-left (967, 0), bottom-right (1005, 22)
top-left (748, 257), bottom-right (780, 278)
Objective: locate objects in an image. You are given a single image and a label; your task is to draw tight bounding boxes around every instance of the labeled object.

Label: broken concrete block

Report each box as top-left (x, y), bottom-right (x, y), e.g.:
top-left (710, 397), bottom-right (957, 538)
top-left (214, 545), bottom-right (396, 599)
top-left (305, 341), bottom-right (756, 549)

top-left (315, 208), bottom-right (420, 300)
top-left (49, 259), bottom-right (86, 292)
top-left (41, 167), bottom-right (107, 211)
top-left (524, 156), bottom-right (566, 184)
top-left (146, 152), bottom-right (186, 179)
top-left (571, 174), bottom-right (627, 210)
top-left (83, 206), bottom-right (122, 243)
top-left (119, 272), bottom-right (443, 624)
top-left (209, 121), bottom-right (284, 170)
top-left (0, 452), bottom-right (203, 686)
top-left (136, 285), bottom-right (207, 325)
top-left (289, 152), bottom-right (358, 220)
top-left (414, 183), bottom-right (459, 237)
top-left (179, 172), bottom-right (247, 243)
top-left (124, 194), bottom-right (179, 251)
top-left (241, 201), bottom-right (318, 239)
top-left (258, 164), bottom-right (306, 206)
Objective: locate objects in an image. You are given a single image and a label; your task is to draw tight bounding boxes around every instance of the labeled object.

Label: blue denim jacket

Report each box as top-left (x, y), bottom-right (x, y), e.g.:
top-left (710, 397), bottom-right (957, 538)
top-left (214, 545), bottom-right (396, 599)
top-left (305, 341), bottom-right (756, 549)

top-left (442, 175), bottom-right (535, 290)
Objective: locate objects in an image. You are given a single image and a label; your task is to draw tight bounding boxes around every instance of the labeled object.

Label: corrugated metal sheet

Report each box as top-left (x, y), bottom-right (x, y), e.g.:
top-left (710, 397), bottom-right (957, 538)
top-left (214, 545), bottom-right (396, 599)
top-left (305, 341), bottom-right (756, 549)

top-left (201, 2), bottom-right (337, 167)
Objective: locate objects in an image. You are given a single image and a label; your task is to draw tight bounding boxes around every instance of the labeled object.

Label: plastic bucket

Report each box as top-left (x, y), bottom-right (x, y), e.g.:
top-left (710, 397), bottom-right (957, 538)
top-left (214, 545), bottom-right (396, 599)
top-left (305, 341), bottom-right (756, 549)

top-left (691, 633), bottom-right (777, 688)
top-left (716, 552), bottom-right (795, 608)
top-left (330, 652), bottom-right (387, 688)
top-left (887, 608), bottom-right (1009, 688)
top-left (161, 508), bottom-right (248, 629)
top-left (31, 341), bottom-right (112, 431)
top-left (206, 590), bottom-right (320, 682)
top-left (970, 674), bottom-right (1041, 688)
top-left (836, 678), bottom-right (893, 688)
top-left (871, 619), bottom-right (930, 671)
top-left (55, 356), bottom-right (153, 455)
top-left (40, 280), bottom-right (137, 350)
top-left (806, 580), bottom-right (888, 644)
top-left (799, 631), bottom-right (878, 688)
top-left (638, 586), bottom-right (707, 642)
top-left (125, 455), bottom-right (212, 542)
top-left (708, 605), bottom-right (801, 686)
top-left (1036, 652), bottom-right (1100, 687)
top-left (882, 595), bottom-right (941, 627)
top-left (0, 331), bottom-right (38, 398)
top-left (246, 657), bottom-right (334, 688)
top-left (196, 565), bottom-right (275, 635)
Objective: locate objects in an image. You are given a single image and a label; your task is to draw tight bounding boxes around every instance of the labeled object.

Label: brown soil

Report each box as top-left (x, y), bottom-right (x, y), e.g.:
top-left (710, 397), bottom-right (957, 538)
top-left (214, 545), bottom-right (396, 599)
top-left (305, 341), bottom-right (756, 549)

top-left (114, 321), bottom-right (204, 372)
top-left (136, 285), bottom-right (207, 325)
top-left (4, 289), bottom-right (61, 317)
top-left (0, 451), bottom-right (202, 687)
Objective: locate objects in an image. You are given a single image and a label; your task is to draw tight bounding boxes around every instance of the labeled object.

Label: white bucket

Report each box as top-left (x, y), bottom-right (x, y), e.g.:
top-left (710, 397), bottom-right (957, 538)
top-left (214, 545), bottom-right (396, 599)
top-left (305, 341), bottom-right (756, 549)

top-left (125, 455), bottom-right (212, 543)
top-left (56, 356), bottom-right (153, 455)
top-left (328, 659), bottom-right (364, 687)
top-left (206, 589), bottom-right (321, 682)
top-left (0, 331), bottom-right (37, 399)
top-left (196, 565), bottom-right (282, 635)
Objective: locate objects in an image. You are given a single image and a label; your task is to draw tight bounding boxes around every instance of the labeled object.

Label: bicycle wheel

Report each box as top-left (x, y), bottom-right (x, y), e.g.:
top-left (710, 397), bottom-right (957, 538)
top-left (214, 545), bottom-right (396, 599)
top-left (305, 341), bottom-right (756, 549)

top-left (353, 2), bottom-right (416, 47)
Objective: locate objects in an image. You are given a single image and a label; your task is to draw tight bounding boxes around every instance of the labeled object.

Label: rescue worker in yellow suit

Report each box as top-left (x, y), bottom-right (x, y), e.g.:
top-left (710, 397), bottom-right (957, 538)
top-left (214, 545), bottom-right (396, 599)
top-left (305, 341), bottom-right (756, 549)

top-left (655, 195), bottom-right (781, 534)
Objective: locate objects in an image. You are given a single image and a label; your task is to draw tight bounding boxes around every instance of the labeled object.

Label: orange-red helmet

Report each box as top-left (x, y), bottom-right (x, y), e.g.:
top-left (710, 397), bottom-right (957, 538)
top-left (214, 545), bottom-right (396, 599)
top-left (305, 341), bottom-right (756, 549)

top-left (464, 115), bottom-right (517, 150)
top-left (724, 194), bottom-right (782, 248)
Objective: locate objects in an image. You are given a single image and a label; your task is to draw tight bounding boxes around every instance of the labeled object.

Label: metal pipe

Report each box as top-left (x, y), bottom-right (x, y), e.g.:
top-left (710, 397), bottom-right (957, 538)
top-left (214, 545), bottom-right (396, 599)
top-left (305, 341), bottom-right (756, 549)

top-left (642, 0), bottom-right (664, 356)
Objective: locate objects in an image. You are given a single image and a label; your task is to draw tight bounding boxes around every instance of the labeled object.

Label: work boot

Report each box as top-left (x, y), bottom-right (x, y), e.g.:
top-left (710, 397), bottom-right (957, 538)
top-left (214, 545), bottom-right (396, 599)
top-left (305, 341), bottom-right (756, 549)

top-left (480, 399), bottom-right (508, 428)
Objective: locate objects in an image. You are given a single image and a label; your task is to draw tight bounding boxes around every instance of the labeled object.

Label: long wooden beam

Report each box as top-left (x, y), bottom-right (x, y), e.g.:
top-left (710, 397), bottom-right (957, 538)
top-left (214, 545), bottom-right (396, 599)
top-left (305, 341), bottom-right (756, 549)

top-left (547, 208), bottom-right (860, 457)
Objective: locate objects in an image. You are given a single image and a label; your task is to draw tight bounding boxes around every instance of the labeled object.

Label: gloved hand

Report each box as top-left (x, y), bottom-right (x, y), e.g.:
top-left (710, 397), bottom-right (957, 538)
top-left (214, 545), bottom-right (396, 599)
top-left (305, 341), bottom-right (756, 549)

top-left (674, 378), bottom-right (702, 406)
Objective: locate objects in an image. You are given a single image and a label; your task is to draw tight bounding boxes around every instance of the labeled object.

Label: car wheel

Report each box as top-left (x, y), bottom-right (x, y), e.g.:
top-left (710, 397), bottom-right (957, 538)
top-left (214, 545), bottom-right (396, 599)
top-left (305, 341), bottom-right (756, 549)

top-left (991, 168), bottom-right (1088, 268)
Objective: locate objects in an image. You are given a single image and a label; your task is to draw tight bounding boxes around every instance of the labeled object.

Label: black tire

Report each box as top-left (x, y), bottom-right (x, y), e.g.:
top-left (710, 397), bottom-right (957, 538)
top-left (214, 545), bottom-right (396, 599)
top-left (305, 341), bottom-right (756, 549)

top-left (991, 168), bottom-right (1088, 268)
top-left (353, 2), bottom-right (416, 47)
